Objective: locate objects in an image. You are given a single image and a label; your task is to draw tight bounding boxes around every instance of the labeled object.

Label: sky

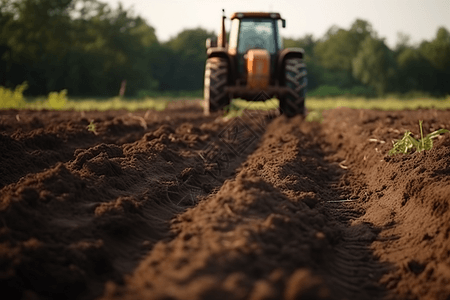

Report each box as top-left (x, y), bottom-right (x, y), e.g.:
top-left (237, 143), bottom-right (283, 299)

top-left (102, 0), bottom-right (450, 49)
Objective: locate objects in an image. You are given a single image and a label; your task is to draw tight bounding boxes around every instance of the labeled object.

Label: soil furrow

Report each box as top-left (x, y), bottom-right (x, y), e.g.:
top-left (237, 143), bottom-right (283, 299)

top-left (1, 105), bottom-right (450, 300)
top-left (322, 108), bottom-right (450, 300)
top-left (102, 114), bottom-right (385, 300)
top-left (0, 105), bottom-right (266, 300)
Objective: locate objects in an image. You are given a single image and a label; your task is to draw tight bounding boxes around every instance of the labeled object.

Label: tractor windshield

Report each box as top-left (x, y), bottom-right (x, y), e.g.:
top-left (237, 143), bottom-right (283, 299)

top-left (237, 19), bottom-right (277, 54)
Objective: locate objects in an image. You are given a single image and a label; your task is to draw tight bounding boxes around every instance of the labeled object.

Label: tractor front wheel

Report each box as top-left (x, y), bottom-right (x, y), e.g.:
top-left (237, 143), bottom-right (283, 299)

top-left (204, 57), bottom-right (229, 115)
top-left (279, 58), bottom-right (307, 117)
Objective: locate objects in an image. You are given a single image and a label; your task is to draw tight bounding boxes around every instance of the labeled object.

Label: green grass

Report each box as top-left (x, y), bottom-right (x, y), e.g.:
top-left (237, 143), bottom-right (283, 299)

top-left (36, 97), bottom-right (169, 111)
top-left (231, 96), bottom-right (450, 112)
top-left (227, 96), bottom-right (450, 122)
top-left (231, 98), bottom-right (279, 111)
top-left (0, 82), bottom-right (180, 111)
top-left (222, 99), bottom-right (279, 119)
top-left (305, 110), bottom-right (324, 123)
top-left (1, 83), bottom-right (450, 112)
top-left (306, 96), bottom-right (450, 111)
top-left (58, 97), bottom-right (170, 111)
top-left (0, 82), bottom-right (29, 109)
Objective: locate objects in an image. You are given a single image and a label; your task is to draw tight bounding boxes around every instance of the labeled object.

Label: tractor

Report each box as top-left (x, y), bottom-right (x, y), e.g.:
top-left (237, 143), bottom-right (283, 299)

top-left (204, 10), bottom-right (307, 117)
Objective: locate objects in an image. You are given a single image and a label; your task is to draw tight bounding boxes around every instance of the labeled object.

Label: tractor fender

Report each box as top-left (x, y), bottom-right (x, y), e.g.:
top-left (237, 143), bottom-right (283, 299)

top-left (277, 48), bottom-right (305, 85)
top-left (206, 48), bottom-right (236, 84)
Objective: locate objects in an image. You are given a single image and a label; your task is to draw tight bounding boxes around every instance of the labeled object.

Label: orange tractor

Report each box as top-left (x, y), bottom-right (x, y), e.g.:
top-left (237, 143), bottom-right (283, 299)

top-left (204, 10), bottom-right (307, 117)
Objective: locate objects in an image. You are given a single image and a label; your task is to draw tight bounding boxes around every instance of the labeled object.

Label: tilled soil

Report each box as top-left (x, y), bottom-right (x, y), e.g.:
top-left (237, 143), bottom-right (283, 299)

top-left (1, 101), bottom-right (450, 300)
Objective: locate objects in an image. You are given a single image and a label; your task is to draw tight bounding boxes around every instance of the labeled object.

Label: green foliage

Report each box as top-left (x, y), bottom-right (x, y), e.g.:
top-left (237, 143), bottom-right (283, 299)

top-left (352, 36), bottom-right (396, 95)
top-left (388, 90), bottom-right (433, 99)
top-left (222, 102), bottom-right (245, 119)
top-left (1, 0), bottom-right (160, 96)
top-left (308, 85), bottom-right (376, 98)
top-left (283, 34), bottom-right (315, 55)
top-left (395, 32), bottom-right (411, 54)
top-left (159, 28), bottom-right (215, 91)
top-left (314, 19), bottom-right (373, 72)
top-left (0, 82), bottom-right (28, 108)
top-left (61, 97), bottom-right (168, 111)
top-left (222, 99), bottom-right (280, 119)
top-left (420, 27), bottom-right (450, 71)
top-left (312, 19), bottom-right (387, 92)
top-left (232, 99), bottom-right (279, 111)
top-left (419, 27), bottom-right (450, 95)
top-left (1, 84), bottom-right (71, 110)
top-left (306, 95), bottom-right (450, 111)
top-left (308, 85), bottom-right (344, 97)
top-left (137, 89), bottom-right (203, 98)
top-left (47, 89), bottom-right (68, 109)
top-left (87, 121), bottom-right (97, 134)
top-left (305, 110), bottom-right (323, 123)
top-left (396, 47), bottom-right (436, 93)
top-left (3, 93), bottom-right (450, 112)
top-left (388, 120), bottom-right (449, 155)
top-left (0, 85), bottom-right (170, 111)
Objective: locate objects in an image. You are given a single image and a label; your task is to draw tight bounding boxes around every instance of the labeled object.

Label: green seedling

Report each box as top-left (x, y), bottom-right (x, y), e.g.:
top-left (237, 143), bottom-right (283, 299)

top-left (222, 102), bottom-right (244, 118)
top-left (305, 110), bottom-right (323, 123)
top-left (388, 120), bottom-right (448, 155)
top-left (87, 121), bottom-right (97, 134)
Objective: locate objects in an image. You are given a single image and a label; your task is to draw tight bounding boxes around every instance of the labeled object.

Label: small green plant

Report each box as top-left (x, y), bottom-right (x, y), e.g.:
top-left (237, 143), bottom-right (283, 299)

top-left (388, 120), bottom-right (449, 155)
top-left (47, 89), bottom-right (68, 109)
top-left (222, 102), bottom-right (244, 118)
top-left (87, 121), bottom-right (97, 134)
top-left (305, 110), bottom-right (323, 123)
top-left (0, 82), bottom-right (28, 108)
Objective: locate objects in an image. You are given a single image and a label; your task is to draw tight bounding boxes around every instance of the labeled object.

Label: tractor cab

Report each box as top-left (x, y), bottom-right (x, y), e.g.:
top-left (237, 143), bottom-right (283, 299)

top-left (228, 13), bottom-right (284, 54)
top-left (228, 13), bottom-right (285, 83)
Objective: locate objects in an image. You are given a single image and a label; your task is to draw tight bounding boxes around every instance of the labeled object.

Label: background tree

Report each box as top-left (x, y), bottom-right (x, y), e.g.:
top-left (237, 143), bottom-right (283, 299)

top-left (420, 27), bottom-right (450, 95)
top-left (0, 0), bottom-right (74, 93)
top-left (394, 32), bottom-right (411, 56)
top-left (0, 0), bottom-right (160, 96)
top-left (159, 28), bottom-right (215, 91)
top-left (314, 20), bottom-right (373, 71)
top-left (313, 19), bottom-right (375, 90)
top-left (352, 36), bottom-right (396, 95)
top-left (396, 47), bottom-right (436, 93)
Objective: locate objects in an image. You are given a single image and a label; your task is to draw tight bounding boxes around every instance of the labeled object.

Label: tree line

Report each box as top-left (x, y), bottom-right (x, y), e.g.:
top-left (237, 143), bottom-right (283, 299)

top-left (289, 20), bottom-right (450, 97)
top-left (1, 0), bottom-right (449, 97)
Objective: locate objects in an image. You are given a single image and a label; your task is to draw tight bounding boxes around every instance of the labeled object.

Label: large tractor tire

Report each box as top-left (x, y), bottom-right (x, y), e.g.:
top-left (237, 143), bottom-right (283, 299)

top-left (204, 57), bottom-right (230, 115)
top-left (279, 58), bottom-right (307, 117)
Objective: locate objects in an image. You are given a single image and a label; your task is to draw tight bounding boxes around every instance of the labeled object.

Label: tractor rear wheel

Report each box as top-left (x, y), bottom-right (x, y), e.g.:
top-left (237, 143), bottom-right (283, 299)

top-left (204, 57), bottom-right (229, 115)
top-left (279, 58), bottom-right (307, 117)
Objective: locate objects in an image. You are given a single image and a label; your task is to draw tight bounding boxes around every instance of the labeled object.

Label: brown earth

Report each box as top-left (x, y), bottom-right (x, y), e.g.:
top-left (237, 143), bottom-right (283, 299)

top-left (1, 100), bottom-right (450, 300)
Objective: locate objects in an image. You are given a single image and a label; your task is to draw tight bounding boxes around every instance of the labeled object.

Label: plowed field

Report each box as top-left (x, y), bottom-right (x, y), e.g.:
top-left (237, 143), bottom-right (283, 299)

top-left (1, 101), bottom-right (450, 300)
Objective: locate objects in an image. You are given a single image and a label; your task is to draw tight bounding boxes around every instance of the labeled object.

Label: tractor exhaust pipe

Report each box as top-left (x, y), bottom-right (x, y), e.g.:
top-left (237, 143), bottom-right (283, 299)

top-left (218, 9), bottom-right (226, 48)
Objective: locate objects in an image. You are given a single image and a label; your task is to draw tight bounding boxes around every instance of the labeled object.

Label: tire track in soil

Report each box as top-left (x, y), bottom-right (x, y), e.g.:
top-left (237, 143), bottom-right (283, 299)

top-left (102, 114), bottom-right (387, 300)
